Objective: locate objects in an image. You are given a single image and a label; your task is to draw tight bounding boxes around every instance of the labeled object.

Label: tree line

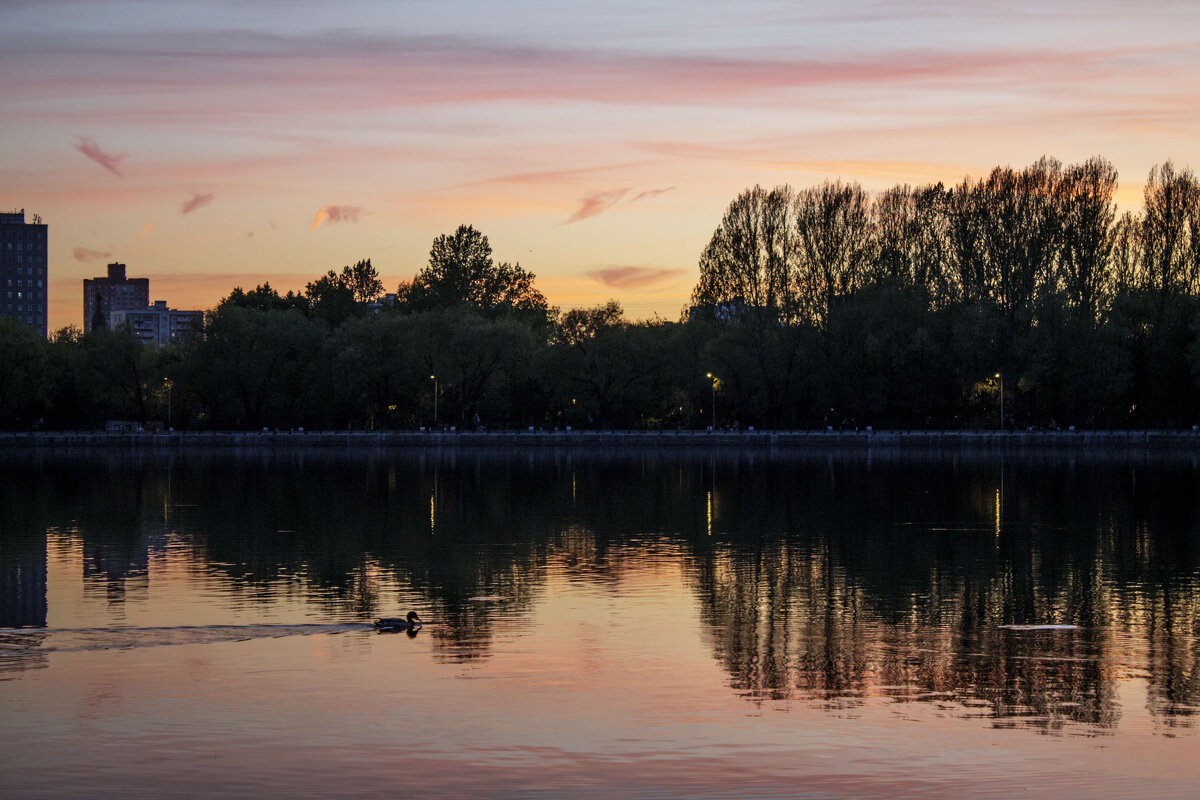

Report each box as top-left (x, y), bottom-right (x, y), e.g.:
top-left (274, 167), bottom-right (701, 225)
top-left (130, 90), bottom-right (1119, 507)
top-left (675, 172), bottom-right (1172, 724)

top-left (692, 157), bottom-right (1200, 428)
top-left (1, 156), bottom-right (1199, 431)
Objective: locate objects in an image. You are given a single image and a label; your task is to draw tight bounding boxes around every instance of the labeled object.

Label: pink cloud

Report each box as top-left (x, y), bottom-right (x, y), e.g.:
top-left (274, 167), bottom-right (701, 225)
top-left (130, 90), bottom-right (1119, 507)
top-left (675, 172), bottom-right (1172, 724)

top-left (181, 193), bottom-right (214, 214)
top-left (73, 136), bottom-right (127, 176)
top-left (633, 187), bottom-right (675, 202)
top-left (565, 188), bottom-right (629, 224)
top-left (72, 247), bottom-right (112, 263)
top-left (587, 266), bottom-right (689, 289)
top-left (632, 139), bottom-right (978, 184)
top-left (13, 35), bottom-right (1159, 121)
top-left (311, 205), bottom-right (363, 231)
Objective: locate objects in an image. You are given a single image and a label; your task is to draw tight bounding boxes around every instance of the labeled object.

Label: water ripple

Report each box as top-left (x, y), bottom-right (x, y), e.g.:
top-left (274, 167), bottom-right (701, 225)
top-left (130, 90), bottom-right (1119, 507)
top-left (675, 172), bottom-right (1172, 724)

top-left (0, 623), bottom-right (371, 658)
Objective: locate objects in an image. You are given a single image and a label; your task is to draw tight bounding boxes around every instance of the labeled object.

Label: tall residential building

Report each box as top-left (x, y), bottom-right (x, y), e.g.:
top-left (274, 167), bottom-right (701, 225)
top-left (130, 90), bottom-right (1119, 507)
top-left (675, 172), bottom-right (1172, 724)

top-left (0, 210), bottom-right (48, 337)
top-left (110, 300), bottom-right (203, 347)
top-left (83, 262), bottom-right (149, 332)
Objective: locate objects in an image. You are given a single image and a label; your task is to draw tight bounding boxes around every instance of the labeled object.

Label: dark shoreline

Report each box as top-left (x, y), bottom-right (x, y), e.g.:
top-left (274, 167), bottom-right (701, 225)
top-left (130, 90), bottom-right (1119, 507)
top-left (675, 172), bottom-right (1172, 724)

top-left (3, 429), bottom-right (1199, 451)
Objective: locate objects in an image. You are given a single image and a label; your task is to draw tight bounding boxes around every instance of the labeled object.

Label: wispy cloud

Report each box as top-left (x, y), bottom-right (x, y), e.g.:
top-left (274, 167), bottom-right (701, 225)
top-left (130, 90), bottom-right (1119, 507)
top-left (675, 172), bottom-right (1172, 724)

top-left (565, 188), bottom-right (629, 224)
top-left (136, 222), bottom-right (155, 240)
top-left (72, 247), bottom-right (112, 263)
top-left (311, 204), bottom-right (363, 231)
top-left (587, 266), bottom-right (689, 289)
top-left (633, 187), bottom-right (675, 201)
top-left (11, 31), bottom-right (1168, 124)
top-left (181, 192), bottom-right (214, 214)
top-left (73, 136), bottom-right (127, 176)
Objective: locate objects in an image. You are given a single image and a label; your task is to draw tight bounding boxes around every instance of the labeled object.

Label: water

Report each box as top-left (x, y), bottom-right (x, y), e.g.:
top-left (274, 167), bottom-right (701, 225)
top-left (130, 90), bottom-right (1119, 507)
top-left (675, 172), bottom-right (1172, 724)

top-left (1, 448), bottom-right (1198, 798)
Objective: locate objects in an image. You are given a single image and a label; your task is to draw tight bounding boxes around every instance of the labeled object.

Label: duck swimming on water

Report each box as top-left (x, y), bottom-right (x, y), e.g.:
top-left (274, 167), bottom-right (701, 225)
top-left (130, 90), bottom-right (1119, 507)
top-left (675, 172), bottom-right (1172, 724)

top-left (374, 611), bottom-right (423, 631)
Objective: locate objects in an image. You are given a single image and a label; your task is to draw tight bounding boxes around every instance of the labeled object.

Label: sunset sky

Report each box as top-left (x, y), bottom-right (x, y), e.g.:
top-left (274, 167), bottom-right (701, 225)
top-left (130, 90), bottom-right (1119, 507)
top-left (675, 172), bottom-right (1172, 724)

top-left (2, 0), bottom-right (1198, 332)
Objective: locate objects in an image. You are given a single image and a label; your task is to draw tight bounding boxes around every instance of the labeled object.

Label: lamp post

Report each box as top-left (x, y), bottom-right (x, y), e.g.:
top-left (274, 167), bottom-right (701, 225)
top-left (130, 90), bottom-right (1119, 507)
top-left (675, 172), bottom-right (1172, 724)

top-left (995, 372), bottom-right (1003, 430)
top-left (164, 378), bottom-right (173, 429)
top-left (430, 375), bottom-right (438, 425)
top-left (706, 372), bottom-right (717, 430)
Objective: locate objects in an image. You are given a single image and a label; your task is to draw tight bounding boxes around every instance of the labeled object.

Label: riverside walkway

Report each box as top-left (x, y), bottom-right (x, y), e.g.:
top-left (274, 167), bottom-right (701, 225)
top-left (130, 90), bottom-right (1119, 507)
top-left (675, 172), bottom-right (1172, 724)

top-left (2, 429), bottom-right (1199, 451)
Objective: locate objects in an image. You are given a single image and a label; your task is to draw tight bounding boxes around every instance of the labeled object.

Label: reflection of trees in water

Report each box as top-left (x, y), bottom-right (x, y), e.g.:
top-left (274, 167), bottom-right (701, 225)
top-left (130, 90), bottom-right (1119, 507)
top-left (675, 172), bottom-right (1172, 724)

top-left (169, 452), bottom-right (559, 660)
top-left (686, 452), bottom-right (1199, 730)
top-left (692, 539), bottom-right (1123, 731)
top-left (0, 472), bottom-right (49, 630)
top-left (1116, 580), bottom-right (1200, 727)
top-left (0, 630), bottom-right (48, 679)
top-left (2, 448), bottom-right (1197, 717)
top-left (0, 485), bottom-right (50, 677)
top-left (5, 455), bottom-right (165, 612)
top-left (1, 452), bottom-right (557, 661)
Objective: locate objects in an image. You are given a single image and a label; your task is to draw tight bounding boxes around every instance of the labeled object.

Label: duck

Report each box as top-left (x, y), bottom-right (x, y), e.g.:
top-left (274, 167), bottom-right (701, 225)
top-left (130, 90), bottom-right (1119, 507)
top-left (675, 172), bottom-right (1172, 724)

top-left (374, 611), bottom-right (423, 631)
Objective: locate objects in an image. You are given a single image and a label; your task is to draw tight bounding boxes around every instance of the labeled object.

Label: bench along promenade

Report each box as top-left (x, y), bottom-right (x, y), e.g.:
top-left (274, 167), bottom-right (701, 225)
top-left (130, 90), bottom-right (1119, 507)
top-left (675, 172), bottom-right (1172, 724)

top-left (3, 429), bottom-right (1200, 451)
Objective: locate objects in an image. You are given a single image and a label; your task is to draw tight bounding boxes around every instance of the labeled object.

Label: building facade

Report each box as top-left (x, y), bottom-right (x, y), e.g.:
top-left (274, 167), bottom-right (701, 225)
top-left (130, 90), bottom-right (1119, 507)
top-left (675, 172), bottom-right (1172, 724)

top-left (0, 211), bottom-right (48, 337)
top-left (110, 300), bottom-right (203, 348)
top-left (83, 262), bottom-right (149, 332)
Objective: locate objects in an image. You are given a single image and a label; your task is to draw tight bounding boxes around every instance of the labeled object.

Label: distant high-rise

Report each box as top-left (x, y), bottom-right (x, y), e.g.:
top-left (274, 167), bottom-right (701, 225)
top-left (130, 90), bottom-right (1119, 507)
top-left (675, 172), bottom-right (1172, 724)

top-left (0, 210), bottom-right (48, 337)
top-left (83, 262), bottom-right (149, 332)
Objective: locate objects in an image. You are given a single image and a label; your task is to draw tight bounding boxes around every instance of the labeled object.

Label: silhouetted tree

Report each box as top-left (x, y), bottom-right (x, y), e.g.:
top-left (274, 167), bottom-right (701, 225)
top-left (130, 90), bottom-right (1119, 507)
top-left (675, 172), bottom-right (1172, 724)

top-left (1058, 156), bottom-right (1119, 325)
top-left (872, 184), bottom-right (950, 301)
top-left (190, 306), bottom-right (325, 428)
top-left (399, 225), bottom-right (549, 325)
top-left (76, 327), bottom-right (159, 423)
top-left (1141, 161), bottom-right (1200, 316)
top-left (692, 185), bottom-right (798, 321)
top-left (220, 282), bottom-right (307, 313)
top-left (305, 259), bottom-right (381, 326)
top-left (0, 318), bottom-right (48, 428)
top-left (794, 180), bottom-right (873, 333)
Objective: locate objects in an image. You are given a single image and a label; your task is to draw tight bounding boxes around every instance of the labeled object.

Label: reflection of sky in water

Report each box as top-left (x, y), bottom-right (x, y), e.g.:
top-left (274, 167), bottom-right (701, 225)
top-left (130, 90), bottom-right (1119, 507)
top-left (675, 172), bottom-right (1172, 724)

top-left (1, 450), bottom-right (1199, 797)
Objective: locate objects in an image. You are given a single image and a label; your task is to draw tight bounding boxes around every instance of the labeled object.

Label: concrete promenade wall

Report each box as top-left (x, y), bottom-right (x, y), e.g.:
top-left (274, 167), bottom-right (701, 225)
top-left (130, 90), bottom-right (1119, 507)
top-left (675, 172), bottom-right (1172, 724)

top-left (2, 429), bottom-right (1200, 451)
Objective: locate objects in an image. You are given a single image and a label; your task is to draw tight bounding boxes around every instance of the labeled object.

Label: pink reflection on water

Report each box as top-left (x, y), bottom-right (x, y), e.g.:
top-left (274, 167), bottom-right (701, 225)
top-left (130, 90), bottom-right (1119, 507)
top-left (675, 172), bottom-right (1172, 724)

top-left (1, 533), bottom-right (1195, 798)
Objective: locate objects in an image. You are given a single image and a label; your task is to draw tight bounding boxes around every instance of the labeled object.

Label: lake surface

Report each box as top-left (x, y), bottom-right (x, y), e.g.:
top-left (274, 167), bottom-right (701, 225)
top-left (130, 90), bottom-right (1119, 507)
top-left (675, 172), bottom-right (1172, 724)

top-left (1, 448), bottom-right (1198, 798)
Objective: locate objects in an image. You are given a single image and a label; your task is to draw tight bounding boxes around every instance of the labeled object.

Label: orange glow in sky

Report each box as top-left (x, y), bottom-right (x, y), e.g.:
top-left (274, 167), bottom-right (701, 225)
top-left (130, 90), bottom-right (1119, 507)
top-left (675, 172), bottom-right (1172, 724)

top-left (2, 1), bottom-right (1198, 331)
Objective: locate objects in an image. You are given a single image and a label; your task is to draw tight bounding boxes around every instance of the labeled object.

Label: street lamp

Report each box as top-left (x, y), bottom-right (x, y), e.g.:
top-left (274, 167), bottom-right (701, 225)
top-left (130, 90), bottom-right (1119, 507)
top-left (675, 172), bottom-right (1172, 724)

top-left (706, 372), bottom-right (717, 430)
top-left (994, 372), bottom-right (1003, 430)
top-left (164, 378), bottom-right (173, 429)
top-left (430, 375), bottom-right (438, 424)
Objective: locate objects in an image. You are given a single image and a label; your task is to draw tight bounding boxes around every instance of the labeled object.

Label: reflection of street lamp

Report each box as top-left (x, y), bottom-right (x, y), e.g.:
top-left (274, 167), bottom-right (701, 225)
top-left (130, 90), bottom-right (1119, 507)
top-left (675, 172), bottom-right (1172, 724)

top-left (706, 372), bottom-right (717, 429)
top-left (430, 375), bottom-right (438, 424)
top-left (994, 372), bottom-right (1003, 430)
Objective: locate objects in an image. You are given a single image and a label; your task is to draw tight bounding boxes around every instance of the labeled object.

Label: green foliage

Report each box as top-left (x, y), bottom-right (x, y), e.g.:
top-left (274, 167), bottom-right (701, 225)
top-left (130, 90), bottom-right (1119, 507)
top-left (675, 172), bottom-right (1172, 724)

top-left (184, 305), bottom-right (326, 428)
top-left (686, 156), bottom-right (1200, 429)
top-left (0, 318), bottom-right (49, 428)
top-left (545, 301), bottom-right (676, 428)
top-left (21, 161), bottom-right (1200, 432)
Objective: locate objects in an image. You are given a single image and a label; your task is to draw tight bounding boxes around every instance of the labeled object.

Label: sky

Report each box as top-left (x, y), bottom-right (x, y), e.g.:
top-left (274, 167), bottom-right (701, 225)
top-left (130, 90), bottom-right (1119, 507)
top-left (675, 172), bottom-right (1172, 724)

top-left (1, 0), bottom-right (1198, 332)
